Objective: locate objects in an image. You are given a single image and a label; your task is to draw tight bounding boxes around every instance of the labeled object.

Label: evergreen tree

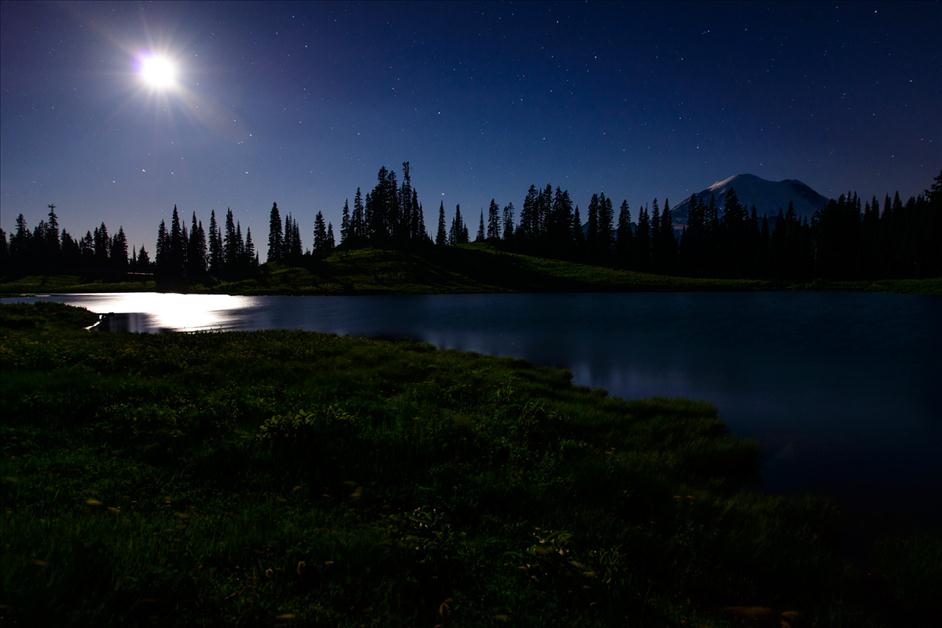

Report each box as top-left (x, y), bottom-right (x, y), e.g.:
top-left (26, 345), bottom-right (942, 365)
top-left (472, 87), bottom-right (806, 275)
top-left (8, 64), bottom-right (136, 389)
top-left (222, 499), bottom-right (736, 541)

top-left (32, 220), bottom-right (49, 265)
top-left (281, 214), bottom-right (303, 262)
top-left (283, 214), bottom-right (294, 260)
top-left (10, 214), bottom-right (31, 267)
top-left (414, 201), bottom-right (427, 243)
top-left (548, 188), bottom-right (574, 253)
top-left (398, 162), bottom-right (413, 243)
top-left (224, 208), bottom-right (238, 270)
top-left (538, 185), bottom-right (553, 239)
top-left (449, 204), bottom-right (468, 245)
top-left (586, 194), bottom-right (599, 251)
top-left (267, 202), bottom-right (283, 262)
top-left (476, 211), bottom-right (485, 243)
top-left (60, 230), bottom-right (79, 269)
top-left (502, 203), bottom-right (515, 240)
top-left (616, 200), bottom-right (632, 265)
top-left (861, 196), bottom-right (881, 276)
top-left (156, 220), bottom-right (169, 273)
top-left (436, 201), bottom-right (447, 246)
top-left (45, 203), bottom-right (61, 260)
top-left (635, 206), bottom-right (650, 269)
top-left (169, 205), bottom-right (185, 276)
top-left (340, 199), bottom-right (351, 245)
top-left (186, 213), bottom-right (207, 277)
top-left (208, 210), bottom-right (223, 274)
top-left (93, 222), bottom-right (110, 266)
top-left (759, 216), bottom-right (771, 275)
top-left (572, 205), bottom-right (585, 252)
top-left (597, 193), bottom-right (614, 256)
top-left (650, 199), bottom-right (662, 270)
top-left (487, 199), bottom-right (501, 240)
top-left (313, 211), bottom-right (328, 256)
top-left (659, 198), bottom-right (676, 272)
top-left (721, 188), bottom-right (747, 275)
top-left (409, 186), bottom-right (426, 243)
top-left (110, 226), bottom-right (129, 270)
top-left (351, 188), bottom-right (365, 243)
top-left (924, 170), bottom-right (942, 275)
top-left (137, 245), bottom-right (151, 269)
top-left (365, 166), bottom-right (400, 244)
top-left (813, 193), bottom-right (861, 278)
top-left (80, 231), bottom-right (94, 267)
top-left (197, 220), bottom-right (208, 274)
top-left (363, 191), bottom-right (373, 241)
top-left (747, 205), bottom-right (762, 274)
top-left (181, 222), bottom-right (189, 270)
top-left (681, 195), bottom-right (705, 274)
top-left (292, 218), bottom-right (302, 260)
top-left (244, 228), bottom-right (256, 267)
top-left (519, 185), bottom-right (539, 241)
top-left (327, 222), bottom-right (336, 251)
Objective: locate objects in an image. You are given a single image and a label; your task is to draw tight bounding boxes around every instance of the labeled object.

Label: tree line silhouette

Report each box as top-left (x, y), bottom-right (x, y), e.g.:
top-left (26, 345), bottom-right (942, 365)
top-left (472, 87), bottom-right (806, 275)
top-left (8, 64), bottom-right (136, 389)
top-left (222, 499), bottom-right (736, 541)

top-left (2, 165), bottom-right (940, 282)
top-left (1, 204), bottom-right (139, 276)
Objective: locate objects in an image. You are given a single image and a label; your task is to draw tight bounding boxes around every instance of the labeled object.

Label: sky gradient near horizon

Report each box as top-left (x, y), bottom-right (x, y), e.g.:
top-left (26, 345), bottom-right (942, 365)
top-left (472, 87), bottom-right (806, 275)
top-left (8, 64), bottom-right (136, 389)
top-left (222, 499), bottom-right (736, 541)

top-left (2, 0), bottom-right (940, 253)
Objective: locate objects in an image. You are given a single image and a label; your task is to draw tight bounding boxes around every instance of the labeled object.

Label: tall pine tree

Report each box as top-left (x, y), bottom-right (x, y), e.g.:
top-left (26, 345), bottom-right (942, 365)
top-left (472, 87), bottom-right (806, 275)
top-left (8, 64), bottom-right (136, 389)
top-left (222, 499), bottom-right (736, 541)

top-left (268, 202), bottom-right (283, 263)
top-left (436, 201), bottom-right (447, 245)
top-left (487, 199), bottom-right (501, 240)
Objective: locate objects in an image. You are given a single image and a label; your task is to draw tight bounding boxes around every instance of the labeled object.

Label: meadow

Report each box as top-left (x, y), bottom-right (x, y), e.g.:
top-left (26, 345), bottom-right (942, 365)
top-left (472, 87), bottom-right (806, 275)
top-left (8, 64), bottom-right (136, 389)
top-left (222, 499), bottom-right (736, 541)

top-left (3, 245), bottom-right (940, 297)
top-left (2, 303), bottom-right (939, 626)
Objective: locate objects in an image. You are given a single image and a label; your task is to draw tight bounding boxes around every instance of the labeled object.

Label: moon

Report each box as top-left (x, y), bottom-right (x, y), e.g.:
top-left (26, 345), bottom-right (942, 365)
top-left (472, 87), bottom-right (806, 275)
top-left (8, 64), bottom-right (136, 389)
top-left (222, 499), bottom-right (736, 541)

top-left (139, 54), bottom-right (178, 91)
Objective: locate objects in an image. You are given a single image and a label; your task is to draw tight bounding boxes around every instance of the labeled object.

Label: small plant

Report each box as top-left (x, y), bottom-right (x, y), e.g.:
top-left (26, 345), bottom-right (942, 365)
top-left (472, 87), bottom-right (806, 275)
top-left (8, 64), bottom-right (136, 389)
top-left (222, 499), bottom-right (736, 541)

top-left (257, 405), bottom-right (356, 443)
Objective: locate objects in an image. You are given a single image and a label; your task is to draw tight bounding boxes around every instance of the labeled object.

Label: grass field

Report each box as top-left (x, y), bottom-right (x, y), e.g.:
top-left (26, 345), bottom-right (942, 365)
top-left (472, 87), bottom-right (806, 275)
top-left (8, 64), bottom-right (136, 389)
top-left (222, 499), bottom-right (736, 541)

top-left (1, 302), bottom-right (939, 626)
top-left (3, 245), bottom-right (940, 296)
top-left (0, 273), bottom-right (158, 295)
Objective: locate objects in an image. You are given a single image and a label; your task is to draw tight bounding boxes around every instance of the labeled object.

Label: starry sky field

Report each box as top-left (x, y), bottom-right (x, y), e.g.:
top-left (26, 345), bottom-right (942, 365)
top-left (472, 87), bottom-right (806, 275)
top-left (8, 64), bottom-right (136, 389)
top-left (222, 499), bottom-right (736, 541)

top-left (1, 1), bottom-right (939, 253)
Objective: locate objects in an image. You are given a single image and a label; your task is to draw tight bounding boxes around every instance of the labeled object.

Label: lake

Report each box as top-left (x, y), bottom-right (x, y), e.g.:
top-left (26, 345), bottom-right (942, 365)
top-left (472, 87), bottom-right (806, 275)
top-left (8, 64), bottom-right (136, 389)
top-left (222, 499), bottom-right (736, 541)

top-left (5, 291), bottom-right (941, 522)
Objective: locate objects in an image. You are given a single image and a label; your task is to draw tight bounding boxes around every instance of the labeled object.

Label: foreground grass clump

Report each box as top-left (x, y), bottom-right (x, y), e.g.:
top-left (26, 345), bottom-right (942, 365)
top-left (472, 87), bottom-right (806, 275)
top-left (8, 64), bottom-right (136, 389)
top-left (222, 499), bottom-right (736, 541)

top-left (0, 303), bottom-right (936, 626)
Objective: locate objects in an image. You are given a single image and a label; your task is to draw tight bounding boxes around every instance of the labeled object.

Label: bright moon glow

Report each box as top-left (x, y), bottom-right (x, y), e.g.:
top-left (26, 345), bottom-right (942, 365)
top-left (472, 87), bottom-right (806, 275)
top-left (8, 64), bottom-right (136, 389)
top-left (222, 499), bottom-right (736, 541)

top-left (54, 293), bottom-right (256, 332)
top-left (139, 54), bottom-right (178, 90)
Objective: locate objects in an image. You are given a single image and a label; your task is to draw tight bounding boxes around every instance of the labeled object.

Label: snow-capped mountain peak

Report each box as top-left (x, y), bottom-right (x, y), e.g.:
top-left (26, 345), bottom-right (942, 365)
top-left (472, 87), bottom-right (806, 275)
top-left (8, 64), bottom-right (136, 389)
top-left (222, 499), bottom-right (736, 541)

top-left (672, 174), bottom-right (828, 224)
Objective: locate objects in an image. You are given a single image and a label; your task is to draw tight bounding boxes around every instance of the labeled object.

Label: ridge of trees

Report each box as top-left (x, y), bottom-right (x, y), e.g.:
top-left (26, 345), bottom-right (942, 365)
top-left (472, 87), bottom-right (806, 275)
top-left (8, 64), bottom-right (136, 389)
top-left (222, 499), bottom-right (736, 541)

top-left (2, 167), bottom-right (940, 282)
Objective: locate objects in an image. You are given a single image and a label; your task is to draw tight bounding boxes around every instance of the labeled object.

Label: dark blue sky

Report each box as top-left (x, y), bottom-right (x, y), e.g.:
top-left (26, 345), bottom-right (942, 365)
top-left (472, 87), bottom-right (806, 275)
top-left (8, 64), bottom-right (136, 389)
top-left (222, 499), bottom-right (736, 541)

top-left (2, 1), bottom-right (940, 254)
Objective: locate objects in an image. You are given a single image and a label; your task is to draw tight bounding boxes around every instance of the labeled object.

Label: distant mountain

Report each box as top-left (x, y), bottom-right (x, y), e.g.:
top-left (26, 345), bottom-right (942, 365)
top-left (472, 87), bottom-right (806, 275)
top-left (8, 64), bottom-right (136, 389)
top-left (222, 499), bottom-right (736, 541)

top-left (671, 174), bottom-right (828, 225)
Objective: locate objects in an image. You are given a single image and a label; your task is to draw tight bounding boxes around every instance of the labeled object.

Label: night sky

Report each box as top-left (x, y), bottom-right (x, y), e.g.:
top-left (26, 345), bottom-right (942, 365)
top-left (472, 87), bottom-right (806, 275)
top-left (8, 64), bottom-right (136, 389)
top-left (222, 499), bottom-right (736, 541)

top-left (2, 1), bottom-right (940, 254)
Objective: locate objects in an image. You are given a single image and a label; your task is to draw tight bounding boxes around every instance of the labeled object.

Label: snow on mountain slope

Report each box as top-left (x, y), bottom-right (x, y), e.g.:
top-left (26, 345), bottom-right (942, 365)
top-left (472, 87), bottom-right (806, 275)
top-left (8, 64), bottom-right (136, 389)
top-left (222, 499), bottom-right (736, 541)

top-left (671, 174), bottom-right (828, 224)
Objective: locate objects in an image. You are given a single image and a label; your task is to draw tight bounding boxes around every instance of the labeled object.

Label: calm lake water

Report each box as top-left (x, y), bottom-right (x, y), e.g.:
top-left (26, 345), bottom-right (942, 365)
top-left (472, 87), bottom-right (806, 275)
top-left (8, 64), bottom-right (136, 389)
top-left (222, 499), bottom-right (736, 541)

top-left (6, 291), bottom-right (941, 521)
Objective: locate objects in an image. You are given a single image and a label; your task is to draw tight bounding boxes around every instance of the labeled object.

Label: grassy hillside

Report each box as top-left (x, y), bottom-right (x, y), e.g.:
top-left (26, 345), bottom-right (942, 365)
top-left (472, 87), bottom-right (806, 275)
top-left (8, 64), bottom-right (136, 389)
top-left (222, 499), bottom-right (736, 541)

top-left (0, 273), bottom-right (157, 295)
top-left (4, 245), bottom-right (940, 296)
top-left (1, 302), bottom-right (938, 626)
top-left (214, 245), bottom-right (771, 295)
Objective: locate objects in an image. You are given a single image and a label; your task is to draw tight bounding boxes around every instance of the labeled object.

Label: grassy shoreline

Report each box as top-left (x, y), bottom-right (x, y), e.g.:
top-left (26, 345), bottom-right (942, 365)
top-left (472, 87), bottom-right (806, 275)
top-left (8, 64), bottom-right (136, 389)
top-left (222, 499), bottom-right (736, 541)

top-left (3, 245), bottom-right (940, 297)
top-left (2, 302), bottom-right (939, 626)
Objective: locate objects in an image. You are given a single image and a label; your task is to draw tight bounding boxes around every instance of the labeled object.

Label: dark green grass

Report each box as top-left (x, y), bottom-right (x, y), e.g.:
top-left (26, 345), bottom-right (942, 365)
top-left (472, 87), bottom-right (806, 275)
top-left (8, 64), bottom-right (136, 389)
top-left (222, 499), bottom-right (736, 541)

top-left (788, 276), bottom-right (942, 296)
top-left (4, 246), bottom-right (940, 296)
top-left (0, 274), bottom-right (157, 295)
top-left (191, 246), bottom-right (775, 295)
top-left (1, 303), bottom-right (938, 626)
top-left (1, 246), bottom-right (767, 296)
